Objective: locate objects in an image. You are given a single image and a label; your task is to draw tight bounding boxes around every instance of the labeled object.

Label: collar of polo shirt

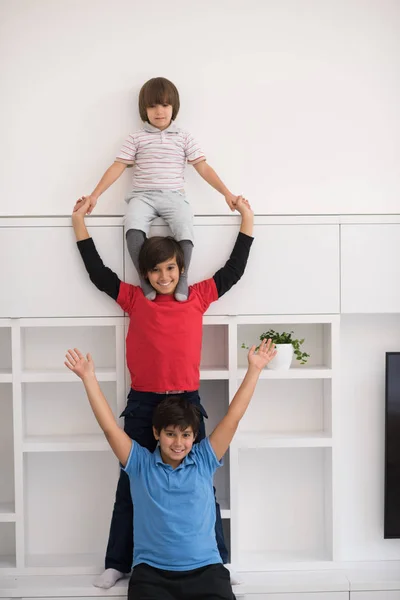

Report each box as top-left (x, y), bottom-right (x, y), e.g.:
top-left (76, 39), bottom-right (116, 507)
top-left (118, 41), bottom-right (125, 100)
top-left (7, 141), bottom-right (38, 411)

top-left (143, 121), bottom-right (179, 134)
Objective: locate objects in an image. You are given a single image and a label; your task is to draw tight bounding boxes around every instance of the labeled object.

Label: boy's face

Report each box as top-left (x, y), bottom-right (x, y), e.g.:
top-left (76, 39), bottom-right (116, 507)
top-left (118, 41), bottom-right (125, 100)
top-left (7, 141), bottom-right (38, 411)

top-left (153, 425), bottom-right (195, 468)
top-left (146, 255), bottom-right (182, 295)
top-left (146, 103), bottom-right (173, 130)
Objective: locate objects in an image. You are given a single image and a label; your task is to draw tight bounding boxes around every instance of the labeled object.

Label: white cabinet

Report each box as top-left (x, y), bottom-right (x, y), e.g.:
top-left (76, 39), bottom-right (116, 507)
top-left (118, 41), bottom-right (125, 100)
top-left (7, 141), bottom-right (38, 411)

top-left (124, 224), bottom-right (340, 315)
top-left (341, 225), bottom-right (400, 313)
top-left (0, 226), bottom-right (124, 318)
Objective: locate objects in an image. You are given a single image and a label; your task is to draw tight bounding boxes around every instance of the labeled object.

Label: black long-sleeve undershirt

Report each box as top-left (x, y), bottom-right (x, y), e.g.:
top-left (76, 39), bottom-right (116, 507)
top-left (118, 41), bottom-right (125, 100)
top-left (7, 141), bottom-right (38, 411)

top-left (76, 231), bottom-right (253, 300)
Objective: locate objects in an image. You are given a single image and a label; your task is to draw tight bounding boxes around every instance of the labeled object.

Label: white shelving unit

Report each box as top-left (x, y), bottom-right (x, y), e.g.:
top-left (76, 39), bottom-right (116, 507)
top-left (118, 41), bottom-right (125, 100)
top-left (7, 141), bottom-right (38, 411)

top-left (0, 318), bottom-right (126, 575)
top-left (229, 315), bottom-right (340, 571)
top-left (0, 313), bottom-right (340, 575)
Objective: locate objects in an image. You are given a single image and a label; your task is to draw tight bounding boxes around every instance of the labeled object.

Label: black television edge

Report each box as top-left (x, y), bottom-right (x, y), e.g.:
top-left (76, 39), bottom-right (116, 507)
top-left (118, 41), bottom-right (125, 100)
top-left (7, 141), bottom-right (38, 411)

top-left (384, 351), bottom-right (400, 538)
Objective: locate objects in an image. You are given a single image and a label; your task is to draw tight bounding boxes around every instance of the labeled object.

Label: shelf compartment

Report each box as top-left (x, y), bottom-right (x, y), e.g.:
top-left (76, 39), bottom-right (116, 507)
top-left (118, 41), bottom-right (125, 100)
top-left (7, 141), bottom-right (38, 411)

top-left (22, 382), bottom-right (118, 439)
top-left (24, 452), bottom-right (119, 567)
top-left (200, 325), bottom-right (229, 370)
top-left (237, 447), bottom-right (332, 569)
top-left (0, 523), bottom-right (16, 568)
top-left (21, 326), bottom-right (116, 372)
top-left (0, 384), bottom-right (15, 520)
top-left (238, 322), bottom-right (333, 370)
top-left (238, 379), bottom-right (332, 437)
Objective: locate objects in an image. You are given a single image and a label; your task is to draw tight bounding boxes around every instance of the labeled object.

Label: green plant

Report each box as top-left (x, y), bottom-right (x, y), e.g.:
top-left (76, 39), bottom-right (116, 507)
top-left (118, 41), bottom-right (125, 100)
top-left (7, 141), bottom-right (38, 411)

top-left (241, 329), bottom-right (310, 364)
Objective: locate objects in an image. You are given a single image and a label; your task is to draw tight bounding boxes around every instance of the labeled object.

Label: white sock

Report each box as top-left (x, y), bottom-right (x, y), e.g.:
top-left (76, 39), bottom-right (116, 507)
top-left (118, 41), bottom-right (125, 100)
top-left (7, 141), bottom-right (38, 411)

top-left (93, 568), bottom-right (126, 589)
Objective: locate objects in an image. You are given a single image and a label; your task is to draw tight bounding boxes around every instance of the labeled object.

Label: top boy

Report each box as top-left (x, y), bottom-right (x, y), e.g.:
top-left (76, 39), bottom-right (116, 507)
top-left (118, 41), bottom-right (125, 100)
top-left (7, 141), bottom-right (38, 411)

top-left (76, 77), bottom-right (241, 302)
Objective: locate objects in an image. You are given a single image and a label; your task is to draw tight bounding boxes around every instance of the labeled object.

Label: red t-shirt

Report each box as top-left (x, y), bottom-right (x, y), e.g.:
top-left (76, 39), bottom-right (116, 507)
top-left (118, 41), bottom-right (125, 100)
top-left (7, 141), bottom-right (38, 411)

top-left (117, 279), bottom-right (218, 392)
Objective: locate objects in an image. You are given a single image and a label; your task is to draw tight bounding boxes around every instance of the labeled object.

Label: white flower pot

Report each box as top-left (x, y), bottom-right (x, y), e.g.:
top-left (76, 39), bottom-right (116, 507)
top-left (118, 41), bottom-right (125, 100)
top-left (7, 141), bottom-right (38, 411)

top-left (267, 343), bottom-right (294, 370)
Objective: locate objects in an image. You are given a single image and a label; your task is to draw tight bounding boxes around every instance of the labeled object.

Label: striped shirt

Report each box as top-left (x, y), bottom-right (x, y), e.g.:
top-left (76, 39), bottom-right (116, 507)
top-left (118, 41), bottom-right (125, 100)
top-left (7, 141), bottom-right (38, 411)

top-left (116, 121), bottom-right (206, 190)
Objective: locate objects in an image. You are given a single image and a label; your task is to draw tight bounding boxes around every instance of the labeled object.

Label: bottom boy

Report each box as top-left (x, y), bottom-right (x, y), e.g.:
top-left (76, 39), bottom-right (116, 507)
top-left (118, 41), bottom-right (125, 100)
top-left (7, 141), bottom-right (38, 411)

top-left (65, 339), bottom-right (276, 600)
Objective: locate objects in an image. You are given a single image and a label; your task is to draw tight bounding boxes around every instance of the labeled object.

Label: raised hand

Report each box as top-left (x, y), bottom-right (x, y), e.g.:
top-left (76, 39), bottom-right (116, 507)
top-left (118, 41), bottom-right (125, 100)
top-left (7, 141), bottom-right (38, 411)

top-left (65, 348), bottom-right (95, 380)
top-left (235, 195), bottom-right (252, 213)
top-left (73, 195), bottom-right (97, 214)
top-left (248, 338), bottom-right (276, 371)
top-left (72, 196), bottom-right (92, 217)
top-left (225, 192), bottom-right (240, 211)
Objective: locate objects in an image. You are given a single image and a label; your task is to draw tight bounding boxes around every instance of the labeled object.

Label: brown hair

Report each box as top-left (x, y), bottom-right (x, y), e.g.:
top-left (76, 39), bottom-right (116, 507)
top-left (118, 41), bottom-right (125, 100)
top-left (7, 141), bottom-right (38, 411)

top-left (138, 77), bottom-right (180, 122)
top-left (138, 236), bottom-right (184, 277)
top-left (153, 396), bottom-right (201, 437)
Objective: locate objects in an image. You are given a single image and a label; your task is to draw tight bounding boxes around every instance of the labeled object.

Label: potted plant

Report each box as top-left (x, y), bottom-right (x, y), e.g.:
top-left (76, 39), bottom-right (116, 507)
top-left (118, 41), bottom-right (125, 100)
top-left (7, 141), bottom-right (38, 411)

top-left (242, 329), bottom-right (310, 370)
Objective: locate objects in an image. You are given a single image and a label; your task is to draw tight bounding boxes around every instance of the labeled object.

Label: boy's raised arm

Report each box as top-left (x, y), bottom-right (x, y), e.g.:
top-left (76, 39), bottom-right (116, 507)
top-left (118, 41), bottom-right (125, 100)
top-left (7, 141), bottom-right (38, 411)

top-left (72, 199), bottom-right (121, 300)
top-left (65, 349), bottom-right (132, 466)
top-left (209, 339), bottom-right (276, 461)
top-left (213, 196), bottom-right (254, 298)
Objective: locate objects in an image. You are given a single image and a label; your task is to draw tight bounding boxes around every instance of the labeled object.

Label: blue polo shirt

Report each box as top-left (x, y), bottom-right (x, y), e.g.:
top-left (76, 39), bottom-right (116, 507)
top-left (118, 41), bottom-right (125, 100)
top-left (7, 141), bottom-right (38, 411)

top-left (123, 436), bottom-right (223, 571)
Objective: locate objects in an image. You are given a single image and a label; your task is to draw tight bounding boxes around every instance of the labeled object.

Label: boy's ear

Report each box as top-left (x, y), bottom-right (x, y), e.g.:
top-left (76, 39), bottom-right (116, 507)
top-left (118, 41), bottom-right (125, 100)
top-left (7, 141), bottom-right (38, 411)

top-left (180, 267), bottom-right (185, 274)
top-left (153, 426), bottom-right (160, 441)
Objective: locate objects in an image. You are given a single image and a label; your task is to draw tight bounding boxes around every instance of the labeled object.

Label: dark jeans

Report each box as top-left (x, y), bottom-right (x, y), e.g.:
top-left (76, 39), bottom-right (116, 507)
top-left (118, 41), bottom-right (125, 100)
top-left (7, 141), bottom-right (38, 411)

top-left (105, 389), bottom-right (229, 572)
top-left (128, 563), bottom-right (236, 600)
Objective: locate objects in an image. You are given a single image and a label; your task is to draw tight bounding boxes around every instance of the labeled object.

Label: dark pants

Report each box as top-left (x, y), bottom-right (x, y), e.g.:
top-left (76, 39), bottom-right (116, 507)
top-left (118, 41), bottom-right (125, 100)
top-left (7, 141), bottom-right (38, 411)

top-left (105, 389), bottom-right (229, 572)
top-left (128, 563), bottom-right (236, 600)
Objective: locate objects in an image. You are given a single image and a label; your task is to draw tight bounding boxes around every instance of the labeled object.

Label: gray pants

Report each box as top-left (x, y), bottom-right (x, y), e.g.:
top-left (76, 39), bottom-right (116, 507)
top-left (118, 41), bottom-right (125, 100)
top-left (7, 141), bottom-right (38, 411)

top-left (124, 189), bottom-right (194, 243)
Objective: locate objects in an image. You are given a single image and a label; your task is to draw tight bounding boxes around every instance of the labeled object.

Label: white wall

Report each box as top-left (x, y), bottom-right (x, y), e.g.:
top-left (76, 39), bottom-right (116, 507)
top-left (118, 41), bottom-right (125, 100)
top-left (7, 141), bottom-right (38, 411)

top-left (1, 0), bottom-right (399, 217)
top-left (338, 315), bottom-right (400, 560)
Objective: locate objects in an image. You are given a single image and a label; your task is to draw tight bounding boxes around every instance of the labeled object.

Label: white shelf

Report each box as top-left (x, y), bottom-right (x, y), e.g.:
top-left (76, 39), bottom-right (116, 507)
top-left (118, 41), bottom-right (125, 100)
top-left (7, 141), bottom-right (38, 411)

top-left (0, 369), bottom-right (12, 383)
top-left (237, 432), bottom-right (333, 448)
top-left (238, 366), bottom-right (333, 380)
top-left (21, 368), bottom-right (117, 383)
top-left (0, 504), bottom-right (15, 523)
top-left (23, 434), bottom-right (110, 453)
top-left (199, 368), bottom-right (229, 380)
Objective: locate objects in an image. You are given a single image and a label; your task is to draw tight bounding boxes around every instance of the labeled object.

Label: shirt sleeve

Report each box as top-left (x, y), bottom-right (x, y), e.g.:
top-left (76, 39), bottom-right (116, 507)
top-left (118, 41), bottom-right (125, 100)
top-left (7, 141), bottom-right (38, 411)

top-left (117, 280), bottom-right (140, 314)
top-left (115, 133), bottom-right (137, 165)
top-left (77, 238), bottom-right (121, 300)
top-left (193, 438), bottom-right (223, 477)
top-left (123, 440), bottom-right (148, 479)
top-left (190, 278), bottom-right (219, 312)
top-left (184, 131), bottom-right (206, 165)
top-left (213, 232), bottom-right (254, 298)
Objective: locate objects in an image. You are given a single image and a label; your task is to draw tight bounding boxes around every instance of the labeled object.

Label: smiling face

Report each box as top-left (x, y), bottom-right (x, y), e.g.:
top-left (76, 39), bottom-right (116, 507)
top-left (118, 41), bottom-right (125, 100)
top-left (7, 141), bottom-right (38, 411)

top-left (146, 255), bottom-right (183, 295)
top-left (146, 103), bottom-right (173, 130)
top-left (153, 425), bottom-right (195, 468)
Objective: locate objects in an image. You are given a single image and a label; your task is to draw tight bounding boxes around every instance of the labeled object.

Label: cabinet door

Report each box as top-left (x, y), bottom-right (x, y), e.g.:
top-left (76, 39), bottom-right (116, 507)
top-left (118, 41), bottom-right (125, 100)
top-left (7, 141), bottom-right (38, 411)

top-left (124, 224), bottom-right (340, 315)
top-left (341, 224), bottom-right (400, 313)
top-left (0, 226), bottom-right (124, 317)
